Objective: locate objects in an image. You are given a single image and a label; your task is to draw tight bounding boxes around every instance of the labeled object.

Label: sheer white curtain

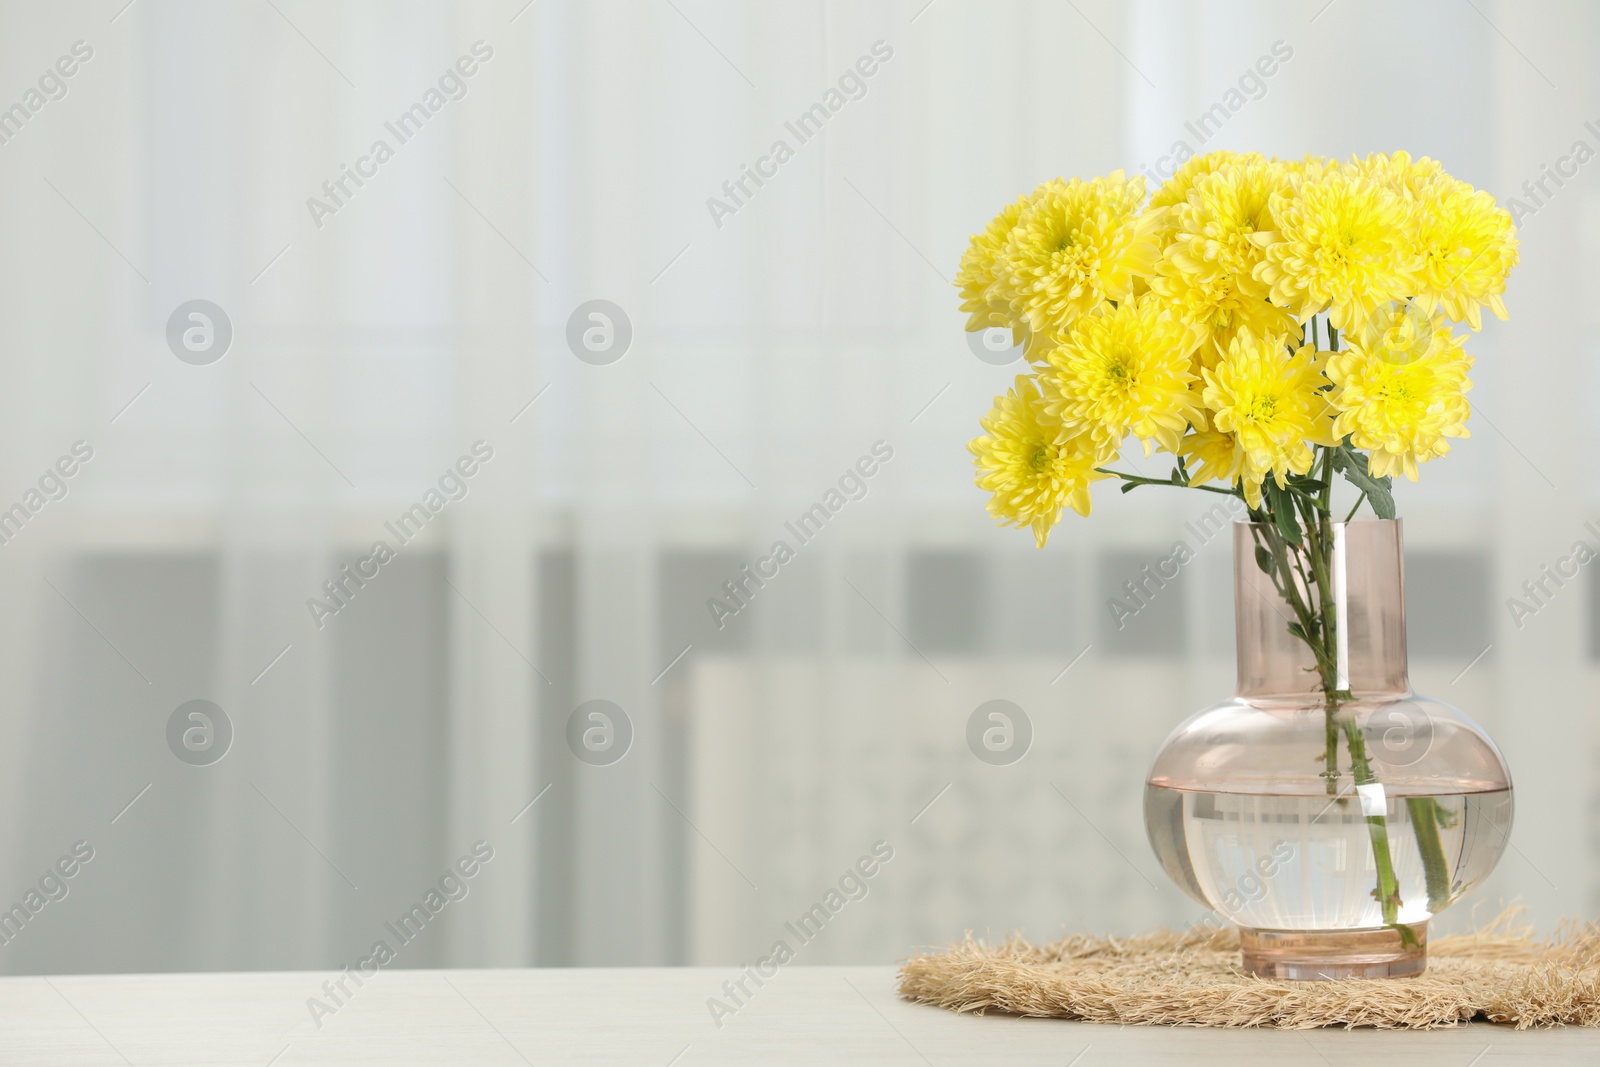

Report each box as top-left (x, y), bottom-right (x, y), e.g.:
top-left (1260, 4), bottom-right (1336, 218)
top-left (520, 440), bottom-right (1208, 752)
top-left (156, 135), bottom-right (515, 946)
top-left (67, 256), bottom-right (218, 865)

top-left (0, 0), bottom-right (1590, 977)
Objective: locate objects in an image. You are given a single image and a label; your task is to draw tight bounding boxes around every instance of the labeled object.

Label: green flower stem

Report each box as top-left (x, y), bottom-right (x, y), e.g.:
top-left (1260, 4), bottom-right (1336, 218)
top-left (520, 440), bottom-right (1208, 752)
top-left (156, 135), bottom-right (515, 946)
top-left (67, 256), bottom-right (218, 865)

top-left (1093, 468), bottom-right (1243, 497)
top-left (1254, 527), bottom-right (1332, 682)
top-left (1253, 494), bottom-right (1419, 944)
top-left (1407, 797), bottom-right (1451, 912)
top-left (1304, 502), bottom-right (1342, 795)
top-left (1323, 707), bottom-right (1341, 794)
top-left (1339, 716), bottom-right (1415, 944)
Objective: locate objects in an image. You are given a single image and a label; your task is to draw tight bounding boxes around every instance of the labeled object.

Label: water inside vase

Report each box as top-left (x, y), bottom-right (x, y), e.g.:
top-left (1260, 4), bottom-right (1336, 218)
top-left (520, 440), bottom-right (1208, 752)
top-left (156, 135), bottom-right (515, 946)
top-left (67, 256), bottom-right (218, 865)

top-left (1145, 783), bottom-right (1513, 929)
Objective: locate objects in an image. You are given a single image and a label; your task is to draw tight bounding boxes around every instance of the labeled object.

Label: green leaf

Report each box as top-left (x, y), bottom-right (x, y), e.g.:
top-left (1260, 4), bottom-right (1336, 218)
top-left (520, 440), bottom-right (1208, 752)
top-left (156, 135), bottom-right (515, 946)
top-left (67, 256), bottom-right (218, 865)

top-left (1119, 482), bottom-right (1139, 494)
top-left (1330, 445), bottom-right (1395, 519)
top-left (1254, 544), bottom-right (1274, 575)
top-left (1265, 479), bottom-right (1303, 544)
top-left (1286, 475), bottom-right (1322, 492)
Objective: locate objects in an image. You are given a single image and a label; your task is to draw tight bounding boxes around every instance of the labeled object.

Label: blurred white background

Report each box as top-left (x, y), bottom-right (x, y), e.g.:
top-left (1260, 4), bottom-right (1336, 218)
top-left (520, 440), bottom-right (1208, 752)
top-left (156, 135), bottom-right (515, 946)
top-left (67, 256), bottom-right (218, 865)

top-left (0, 0), bottom-right (1589, 976)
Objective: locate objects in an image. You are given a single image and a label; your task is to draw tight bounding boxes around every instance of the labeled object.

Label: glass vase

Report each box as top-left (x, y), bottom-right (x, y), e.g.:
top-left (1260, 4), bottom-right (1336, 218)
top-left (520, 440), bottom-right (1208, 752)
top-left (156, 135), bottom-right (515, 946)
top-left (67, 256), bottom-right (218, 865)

top-left (1143, 519), bottom-right (1513, 979)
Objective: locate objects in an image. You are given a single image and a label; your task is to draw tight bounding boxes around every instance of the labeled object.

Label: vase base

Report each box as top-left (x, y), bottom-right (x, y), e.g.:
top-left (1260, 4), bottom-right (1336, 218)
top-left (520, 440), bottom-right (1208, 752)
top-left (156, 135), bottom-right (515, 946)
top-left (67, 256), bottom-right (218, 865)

top-left (1239, 923), bottom-right (1427, 980)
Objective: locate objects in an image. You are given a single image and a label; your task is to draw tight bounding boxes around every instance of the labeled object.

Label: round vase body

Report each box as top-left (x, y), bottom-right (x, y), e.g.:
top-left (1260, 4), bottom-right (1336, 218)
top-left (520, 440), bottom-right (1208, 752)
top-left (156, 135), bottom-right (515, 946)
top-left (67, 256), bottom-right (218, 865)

top-left (1143, 520), bottom-right (1513, 979)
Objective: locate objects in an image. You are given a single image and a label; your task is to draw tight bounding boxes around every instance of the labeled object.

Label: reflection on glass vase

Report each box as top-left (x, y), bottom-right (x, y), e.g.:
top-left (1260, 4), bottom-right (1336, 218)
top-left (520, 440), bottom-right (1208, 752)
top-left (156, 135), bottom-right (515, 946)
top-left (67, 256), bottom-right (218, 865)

top-left (1143, 519), bottom-right (1513, 980)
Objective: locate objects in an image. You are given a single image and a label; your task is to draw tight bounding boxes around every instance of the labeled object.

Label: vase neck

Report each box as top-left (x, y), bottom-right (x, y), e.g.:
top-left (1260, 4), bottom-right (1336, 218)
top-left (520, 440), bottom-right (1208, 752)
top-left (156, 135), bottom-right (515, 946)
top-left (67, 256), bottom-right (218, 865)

top-left (1232, 519), bottom-right (1410, 701)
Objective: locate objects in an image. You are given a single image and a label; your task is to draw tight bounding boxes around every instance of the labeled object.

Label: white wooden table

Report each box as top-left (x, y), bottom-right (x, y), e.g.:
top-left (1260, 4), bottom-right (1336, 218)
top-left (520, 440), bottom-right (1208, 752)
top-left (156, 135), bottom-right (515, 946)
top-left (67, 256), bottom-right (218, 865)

top-left (1, 966), bottom-right (1594, 1065)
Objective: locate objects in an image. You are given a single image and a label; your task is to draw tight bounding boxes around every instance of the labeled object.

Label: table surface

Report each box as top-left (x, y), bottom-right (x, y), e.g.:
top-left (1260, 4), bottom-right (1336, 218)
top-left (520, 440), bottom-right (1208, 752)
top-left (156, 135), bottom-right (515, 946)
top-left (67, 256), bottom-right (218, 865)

top-left (1, 965), bottom-right (1595, 1065)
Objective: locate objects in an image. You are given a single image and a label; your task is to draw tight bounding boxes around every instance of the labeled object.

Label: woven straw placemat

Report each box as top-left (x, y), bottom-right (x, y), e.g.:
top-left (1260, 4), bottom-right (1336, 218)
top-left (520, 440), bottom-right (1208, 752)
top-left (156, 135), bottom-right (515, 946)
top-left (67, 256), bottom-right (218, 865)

top-left (897, 910), bottom-right (1600, 1029)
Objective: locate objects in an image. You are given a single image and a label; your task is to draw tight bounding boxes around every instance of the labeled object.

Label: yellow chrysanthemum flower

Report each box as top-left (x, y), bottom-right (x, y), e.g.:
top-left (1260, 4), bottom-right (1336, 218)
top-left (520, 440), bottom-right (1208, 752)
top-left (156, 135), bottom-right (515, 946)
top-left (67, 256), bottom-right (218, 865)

top-left (1253, 170), bottom-right (1421, 332)
top-left (1348, 152), bottom-right (1517, 331)
top-left (1409, 174), bottom-right (1518, 331)
top-left (969, 375), bottom-right (1111, 547)
top-left (1164, 158), bottom-right (1292, 299)
top-left (1149, 151), bottom-right (1273, 253)
top-left (957, 194), bottom-right (1031, 333)
top-left (1151, 157), bottom-right (1299, 360)
top-left (1150, 150), bottom-right (1267, 210)
top-left (1041, 295), bottom-right (1204, 456)
top-left (1147, 263), bottom-right (1298, 368)
top-left (1353, 150), bottom-right (1443, 200)
top-left (1327, 307), bottom-right (1473, 481)
top-left (1178, 428), bottom-right (1246, 487)
top-left (1202, 328), bottom-right (1338, 507)
top-left (1280, 153), bottom-right (1339, 185)
top-left (993, 172), bottom-right (1161, 346)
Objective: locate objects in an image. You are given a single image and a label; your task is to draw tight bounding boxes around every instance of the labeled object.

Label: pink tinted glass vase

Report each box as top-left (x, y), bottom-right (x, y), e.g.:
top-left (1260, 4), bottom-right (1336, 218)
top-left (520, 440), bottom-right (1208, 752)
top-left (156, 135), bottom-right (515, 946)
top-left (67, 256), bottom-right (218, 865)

top-left (1144, 519), bottom-right (1513, 979)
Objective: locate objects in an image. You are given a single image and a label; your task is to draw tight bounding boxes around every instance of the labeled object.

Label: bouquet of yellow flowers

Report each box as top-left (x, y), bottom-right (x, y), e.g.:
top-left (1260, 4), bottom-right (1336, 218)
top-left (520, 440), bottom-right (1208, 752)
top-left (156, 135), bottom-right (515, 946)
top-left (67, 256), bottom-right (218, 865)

top-left (960, 150), bottom-right (1518, 937)
top-left (964, 151), bottom-right (1516, 547)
